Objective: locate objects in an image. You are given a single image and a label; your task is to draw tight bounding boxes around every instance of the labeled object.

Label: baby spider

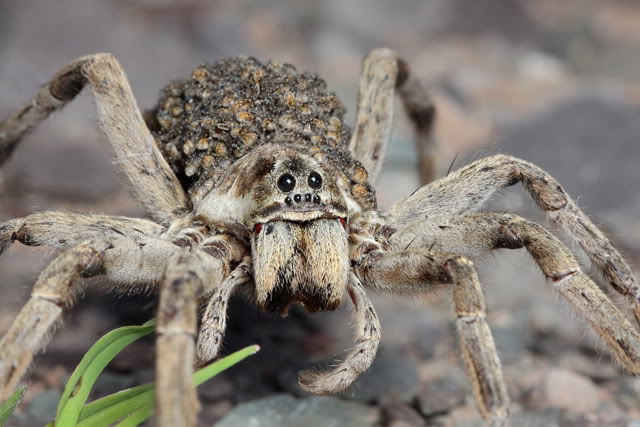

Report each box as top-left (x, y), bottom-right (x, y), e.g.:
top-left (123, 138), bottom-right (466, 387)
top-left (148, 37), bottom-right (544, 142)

top-left (0, 49), bottom-right (639, 427)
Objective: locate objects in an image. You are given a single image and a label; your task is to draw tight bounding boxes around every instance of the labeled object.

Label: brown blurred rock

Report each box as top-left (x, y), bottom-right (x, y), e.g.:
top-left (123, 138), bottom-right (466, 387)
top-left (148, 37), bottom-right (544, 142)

top-left (416, 374), bottom-right (468, 417)
top-left (381, 402), bottom-right (427, 427)
top-left (556, 352), bottom-right (619, 382)
top-left (526, 368), bottom-right (601, 414)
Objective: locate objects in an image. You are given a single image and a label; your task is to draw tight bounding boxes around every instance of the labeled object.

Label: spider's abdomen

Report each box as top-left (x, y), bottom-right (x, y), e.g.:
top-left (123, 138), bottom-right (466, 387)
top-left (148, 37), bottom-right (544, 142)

top-left (147, 57), bottom-right (375, 206)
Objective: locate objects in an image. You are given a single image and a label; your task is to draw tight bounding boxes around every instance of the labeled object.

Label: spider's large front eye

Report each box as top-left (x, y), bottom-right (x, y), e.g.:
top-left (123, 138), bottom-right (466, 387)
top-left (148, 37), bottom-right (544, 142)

top-left (277, 173), bottom-right (296, 192)
top-left (308, 171), bottom-right (322, 189)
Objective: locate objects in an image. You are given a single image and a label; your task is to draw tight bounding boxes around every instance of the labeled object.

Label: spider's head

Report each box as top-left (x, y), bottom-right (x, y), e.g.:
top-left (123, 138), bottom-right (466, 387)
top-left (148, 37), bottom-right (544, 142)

top-left (197, 144), bottom-right (351, 316)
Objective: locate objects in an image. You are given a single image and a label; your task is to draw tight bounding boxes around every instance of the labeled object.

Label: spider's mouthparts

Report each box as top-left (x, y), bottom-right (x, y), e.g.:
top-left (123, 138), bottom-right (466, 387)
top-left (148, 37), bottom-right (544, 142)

top-left (254, 216), bottom-right (347, 235)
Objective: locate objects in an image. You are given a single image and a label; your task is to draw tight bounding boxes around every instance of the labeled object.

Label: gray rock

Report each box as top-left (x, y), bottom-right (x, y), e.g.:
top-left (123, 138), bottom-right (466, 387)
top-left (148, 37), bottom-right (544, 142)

top-left (215, 393), bottom-right (379, 427)
top-left (199, 375), bottom-right (235, 402)
top-left (275, 364), bottom-right (307, 398)
top-left (556, 352), bottom-right (619, 382)
top-left (342, 347), bottom-right (422, 404)
top-left (3, 142), bottom-right (121, 202)
top-left (381, 401), bottom-right (427, 427)
top-left (526, 368), bottom-right (600, 414)
top-left (91, 371), bottom-right (138, 399)
top-left (508, 409), bottom-right (564, 427)
top-left (277, 347), bottom-right (422, 404)
top-left (25, 389), bottom-right (61, 422)
top-left (496, 92), bottom-right (640, 221)
top-left (491, 326), bottom-right (530, 364)
top-left (610, 377), bottom-right (640, 412)
top-left (417, 374), bottom-right (468, 417)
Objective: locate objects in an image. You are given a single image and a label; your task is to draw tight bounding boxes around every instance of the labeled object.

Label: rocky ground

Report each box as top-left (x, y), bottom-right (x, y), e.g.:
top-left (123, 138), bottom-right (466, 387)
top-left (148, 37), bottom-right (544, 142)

top-left (2, 0), bottom-right (640, 426)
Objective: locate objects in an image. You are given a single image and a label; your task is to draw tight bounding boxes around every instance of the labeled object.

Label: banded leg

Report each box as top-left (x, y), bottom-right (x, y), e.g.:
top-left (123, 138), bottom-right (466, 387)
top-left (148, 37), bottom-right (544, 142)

top-left (0, 53), bottom-right (190, 224)
top-left (387, 154), bottom-right (640, 325)
top-left (397, 60), bottom-right (438, 185)
top-left (1, 211), bottom-right (184, 285)
top-left (196, 257), bottom-right (252, 365)
top-left (449, 257), bottom-right (509, 425)
top-left (156, 247), bottom-right (232, 427)
top-left (156, 252), bottom-right (203, 427)
top-left (355, 250), bottom-right (509, 424)
top-left (299, 273), bottom-right (381, 394)
top-left (0, 241), bottom-right (107, 400)
top-left (388, 213), bottom-right (640, 375)
top-left (349, 48), bottom-right (437, 184)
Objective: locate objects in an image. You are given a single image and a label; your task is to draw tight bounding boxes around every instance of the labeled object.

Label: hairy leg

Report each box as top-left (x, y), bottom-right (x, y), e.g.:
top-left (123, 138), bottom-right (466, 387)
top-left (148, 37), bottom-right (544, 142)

top-left (0, 53), bottom-right (190, 224)
top-left (386, 154), bottom-right (640, 325)
top-left (397, 60), bottom-right (438, 185)
top-left (298, 273), bottom-right (381, 394)
top-left (156, 251), bottom-right (209, 427)
top-left (196, 257), bottom-right (252, 365)
top-left (349, 48), bottom-right (437, 184)
top-left (154, 230), bottom-right (235, 427)
top-left (1, 211), bottom-right (184, 285)
top-left (0, 241), bottom-right (107, 399)
top-left (387, 213), bottom-right (640, 374)
top-left (355, 249), bottom-right (509, 423)
top-left (448, 257), bottom-right (509, 425)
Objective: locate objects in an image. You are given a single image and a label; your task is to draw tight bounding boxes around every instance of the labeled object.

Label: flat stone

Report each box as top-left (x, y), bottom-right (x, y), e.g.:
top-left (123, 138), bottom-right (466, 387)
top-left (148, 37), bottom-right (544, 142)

top-left (25, 389), bottom-right (61, 422)
top-left (91, 371), bottom-right (137, 399)
top-left (491, 325), bottom-right (530, 364)
top-left (215, 394), bottom-right (379, 427)
top-left (381, 401), bottom-right (427, 427)
top-left (3, 142), bottom-right (121, 202)
top-left (496, 91), bottom-right (640, 220)
top-left (277, 347), bottom-right (422, 404)
top-left (527, 368), bottom-right (601, 414)
top-left (508, 408), bottom-right (564, 427)
top-left (556, 352), bottom-right (619, 382)
top-left (199, 375), bottom-right (235, 402)
top-left (342, 347), bottom-right (422, 404)
top-left (609, 377), bottom-right (640, 412)
top-left (417, 374), bottom-right (468, 417)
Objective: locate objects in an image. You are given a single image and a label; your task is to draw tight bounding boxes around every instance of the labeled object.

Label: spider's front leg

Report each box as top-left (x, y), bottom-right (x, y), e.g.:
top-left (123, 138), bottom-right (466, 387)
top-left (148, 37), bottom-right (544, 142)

top-left (0, 53), bottom-right (190, 224)
top-left (0, 241), bottom-right (108, 399)
top-left (350, 48), bottom-right (437, 184)
top-left (388, 154), bottom-right (640, 326)
top-left (388, 213), bottom-right (640, 375)
top-left (354, 249), bottom-right (509, 425)
top-left (196, 256), bottom-right (252, 365)
top-left (156, 252), bottom-right (206, 427)
top-left (155, 239), bottom-right (247, 427)
top-left (298, 272), bottom-right (381, 395)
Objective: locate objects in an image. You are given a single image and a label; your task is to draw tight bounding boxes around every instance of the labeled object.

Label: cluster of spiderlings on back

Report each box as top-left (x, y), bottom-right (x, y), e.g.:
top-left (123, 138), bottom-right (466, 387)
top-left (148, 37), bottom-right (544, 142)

top-left (147, 56), bottom-right (377, 205)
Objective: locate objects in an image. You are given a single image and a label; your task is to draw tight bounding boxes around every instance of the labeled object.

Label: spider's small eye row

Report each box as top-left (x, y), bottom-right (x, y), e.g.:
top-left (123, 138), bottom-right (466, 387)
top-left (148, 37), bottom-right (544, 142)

top-left (277, 171), bottom-right (323, 192)
top-left (285, 194), bottom-right (321, 206)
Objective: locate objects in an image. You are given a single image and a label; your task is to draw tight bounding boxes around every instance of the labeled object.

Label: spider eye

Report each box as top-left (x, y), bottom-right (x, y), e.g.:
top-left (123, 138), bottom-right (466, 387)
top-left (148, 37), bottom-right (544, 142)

top-left (277, 173), bottom-right (296, 192)
top-left (308, 172), bottom-right (322, 189)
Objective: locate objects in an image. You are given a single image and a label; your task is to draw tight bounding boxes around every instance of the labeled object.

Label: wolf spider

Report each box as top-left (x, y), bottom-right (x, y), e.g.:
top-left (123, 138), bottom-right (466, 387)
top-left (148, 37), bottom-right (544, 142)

top-left (0, 49), bottom-right (639, 426)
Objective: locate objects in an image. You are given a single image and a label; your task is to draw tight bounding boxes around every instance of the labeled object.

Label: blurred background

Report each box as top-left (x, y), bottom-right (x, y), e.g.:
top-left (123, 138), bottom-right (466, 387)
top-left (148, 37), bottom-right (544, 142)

top-left (2, 0), bottom-right (640, 426)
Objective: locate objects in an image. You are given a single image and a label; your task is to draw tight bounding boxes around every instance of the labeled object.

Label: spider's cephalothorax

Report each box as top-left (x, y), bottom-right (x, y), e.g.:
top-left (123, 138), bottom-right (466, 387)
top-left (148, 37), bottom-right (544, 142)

top-left (197, 143), bottom-right (354, 315)
top-left (2, 49), bottom-right (640, 427)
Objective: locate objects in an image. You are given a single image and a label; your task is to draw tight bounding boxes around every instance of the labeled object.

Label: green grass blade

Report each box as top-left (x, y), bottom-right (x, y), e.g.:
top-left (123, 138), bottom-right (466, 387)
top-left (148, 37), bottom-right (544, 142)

top-left (0, 386), bottom-right (26, 427)
top-left (77, 388), bottom-right (153, 427)
top-left (77, 383), bottom-right (153, 422)
top-left (76, 344), bottom-right (260, 427)
top-left (55, 319), bottom-right (156, 426)
top-left (193, 344), bottom-right (260, 386)
top-left (114, 405), bottom-right (154, 427)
